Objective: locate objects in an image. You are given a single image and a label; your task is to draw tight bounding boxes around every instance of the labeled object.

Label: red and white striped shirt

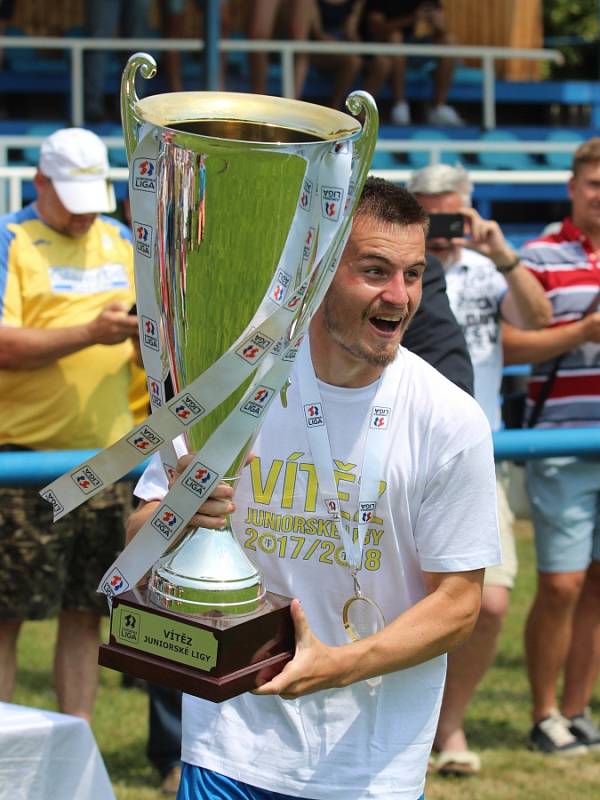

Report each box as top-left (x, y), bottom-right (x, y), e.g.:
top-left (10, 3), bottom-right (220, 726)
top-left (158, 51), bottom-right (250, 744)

top-left (520, 218), bottom-right (600, 427)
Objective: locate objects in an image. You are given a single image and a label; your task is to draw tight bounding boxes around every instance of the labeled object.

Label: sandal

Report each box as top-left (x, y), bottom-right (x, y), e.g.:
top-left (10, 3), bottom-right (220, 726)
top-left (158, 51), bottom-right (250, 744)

top-left (435, 749), bottom-right (481, 776)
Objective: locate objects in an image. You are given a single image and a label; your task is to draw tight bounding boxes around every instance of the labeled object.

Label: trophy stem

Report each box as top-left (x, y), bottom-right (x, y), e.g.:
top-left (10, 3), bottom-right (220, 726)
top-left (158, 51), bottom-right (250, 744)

top-left (149, 471), bottom-right (265, 618)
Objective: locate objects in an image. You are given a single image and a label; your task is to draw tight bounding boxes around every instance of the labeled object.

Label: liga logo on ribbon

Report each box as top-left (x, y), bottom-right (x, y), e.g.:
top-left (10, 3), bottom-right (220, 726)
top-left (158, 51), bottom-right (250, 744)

top-left (302, 227), bottom-right (316, 263)
top-left (235, 332), bottom-right (275, 365)
top-left (269, 270), bottom-right (291, 305)
top-left (300, 178), bottom-right (313, 211)
top-left (40, 489), bottom-right (64, 517)
top-left (182, 461), bottom-right (218, 500)
top-left (71, 465), bottom-right (103, 495)
top-left (359, 501), bottom-right (377, 524)
top-left (132, 158), bottom-right (156, 192)
top-left (127, 425), bottom-right (164, 454)
top-left (321, 186), bottom-right (343, 221)
top-left (167, 393), bottom-right (206, 426)
top-left (370, 406), bottom-right (391, 429)
top-left (102, 568), bottom-right (130, 597)
top-left (142, 315), bottom-right (160, 351)
top-left (151, 504), bottom-right (185, 541)
top-left (148, 376), bottom-right (164, 408)
top-left (241, 385), bottom-right (275, 418)
top-left (304, 402), bottom-right (324, 427)
top-left (324, 498), bottom-right (340, 519)
top-left (283, 333), bottom-right (304, 363)
top-left (134, 221), bottom-right (153, 258)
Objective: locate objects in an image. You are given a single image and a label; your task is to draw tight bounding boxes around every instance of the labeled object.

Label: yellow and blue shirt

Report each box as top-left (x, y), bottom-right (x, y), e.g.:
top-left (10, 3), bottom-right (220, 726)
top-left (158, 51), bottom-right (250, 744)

top-left (0, 204), bottom-right (137, 450)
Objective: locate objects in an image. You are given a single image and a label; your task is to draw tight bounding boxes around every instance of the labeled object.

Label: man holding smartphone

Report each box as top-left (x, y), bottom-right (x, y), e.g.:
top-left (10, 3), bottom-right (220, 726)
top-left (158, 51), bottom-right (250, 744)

top-left (407, 163), bottom-right (552, 774)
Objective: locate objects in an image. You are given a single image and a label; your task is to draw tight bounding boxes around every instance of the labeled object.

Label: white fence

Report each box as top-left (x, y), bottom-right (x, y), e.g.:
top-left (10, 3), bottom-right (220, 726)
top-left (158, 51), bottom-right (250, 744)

top-left (0, 35), bottom-right (563, 130)
top-left (0, 163), bottom-right (570, 216)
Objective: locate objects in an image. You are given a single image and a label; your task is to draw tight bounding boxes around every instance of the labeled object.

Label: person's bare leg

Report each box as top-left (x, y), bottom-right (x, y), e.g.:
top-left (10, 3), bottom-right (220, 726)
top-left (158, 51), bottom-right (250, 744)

top-left (0, 620), bottom-right (22, 701)
top-left (361, 55), bottom-right (392, 100)
top-left (330, 54), bottom-right (362, 111)
top-left (163, 12), bottom-right (185, 93)
top-left (562, 560), bottom-right (600, 717)
top-left (430, 19), bottom-right (455, 106)
top-left (289, 0), bottom-right (313, 99)
top-left (435, 584), bottom-right (509, 751)
top-left (389, 31), bottom-right (407, 105)
top-left (525, 570), bottom-right (585, 723)
top-left (54, 610), bottom-right (102, 722)
top-left (247, 0), bottom-right (281, 94)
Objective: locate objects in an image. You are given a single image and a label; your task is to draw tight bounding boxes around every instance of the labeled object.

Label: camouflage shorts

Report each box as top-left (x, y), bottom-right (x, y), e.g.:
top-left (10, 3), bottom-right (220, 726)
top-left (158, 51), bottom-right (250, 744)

top-left (0, 482), bottom-right (134, 620)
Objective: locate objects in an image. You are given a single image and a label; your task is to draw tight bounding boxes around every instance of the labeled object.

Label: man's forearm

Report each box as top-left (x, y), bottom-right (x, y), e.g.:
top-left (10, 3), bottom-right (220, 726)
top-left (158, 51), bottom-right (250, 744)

top-left (335, 571), bottom-right (482, 686)
top-left (0, 325), bottom-right (94, 369)
top-left (501, 265), bottom-right (552, 329)
top-left (126, 499), bottom-right (160, 545)
top-left (502, 320), bottom-right (588, 365)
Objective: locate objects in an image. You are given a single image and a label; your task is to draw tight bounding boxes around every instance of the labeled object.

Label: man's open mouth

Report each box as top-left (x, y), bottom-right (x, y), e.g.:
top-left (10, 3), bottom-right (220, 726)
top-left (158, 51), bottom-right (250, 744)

top-left (369, 315), bottom-right (402, 333)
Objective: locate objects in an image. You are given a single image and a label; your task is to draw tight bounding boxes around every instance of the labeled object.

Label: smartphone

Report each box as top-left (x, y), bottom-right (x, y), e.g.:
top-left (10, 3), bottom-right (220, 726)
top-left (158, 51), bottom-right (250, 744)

top-left (427, 213), bottom-right (464, 239)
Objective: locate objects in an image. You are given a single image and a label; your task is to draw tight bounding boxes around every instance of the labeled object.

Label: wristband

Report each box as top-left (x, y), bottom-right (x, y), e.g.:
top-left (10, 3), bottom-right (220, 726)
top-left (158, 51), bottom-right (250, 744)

top-left (496, 256), bottom-right (520, 274)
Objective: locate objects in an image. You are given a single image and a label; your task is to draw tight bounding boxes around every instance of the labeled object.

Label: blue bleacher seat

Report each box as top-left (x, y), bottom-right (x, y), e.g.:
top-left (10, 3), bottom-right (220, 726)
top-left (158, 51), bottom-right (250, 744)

top-left (106, 125), bottom-right (128, 168)
top-left (405, 129), bottom-right (462, 169)
top-left (22, 123), bottom-right (63, 166)
top-left (475, 129), bottom-right (540, 171)
top-left (371, 151), bottom-right (401, 170)
top-left (543, 130), bottom-right (583, 170)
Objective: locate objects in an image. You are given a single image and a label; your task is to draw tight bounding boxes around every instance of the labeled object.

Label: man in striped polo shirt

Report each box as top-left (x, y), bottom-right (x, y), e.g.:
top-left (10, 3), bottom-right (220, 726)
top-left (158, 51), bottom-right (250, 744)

top-left (517, 138), bottom-right (600, 755)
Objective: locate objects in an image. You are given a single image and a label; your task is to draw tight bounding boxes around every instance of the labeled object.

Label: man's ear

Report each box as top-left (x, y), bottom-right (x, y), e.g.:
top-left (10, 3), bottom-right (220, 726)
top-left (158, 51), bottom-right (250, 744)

top-left (33, 171), bottom-right (51, 193)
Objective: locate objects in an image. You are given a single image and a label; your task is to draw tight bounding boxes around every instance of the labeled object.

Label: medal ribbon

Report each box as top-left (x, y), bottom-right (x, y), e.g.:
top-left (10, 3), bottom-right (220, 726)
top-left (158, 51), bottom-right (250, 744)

top-left (297, 341), bottom-right (398, 573)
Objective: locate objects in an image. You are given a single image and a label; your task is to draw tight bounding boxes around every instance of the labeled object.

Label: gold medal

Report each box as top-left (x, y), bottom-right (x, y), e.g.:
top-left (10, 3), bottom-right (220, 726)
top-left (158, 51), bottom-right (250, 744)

top-left (342, 572), bottom-right (385, 642)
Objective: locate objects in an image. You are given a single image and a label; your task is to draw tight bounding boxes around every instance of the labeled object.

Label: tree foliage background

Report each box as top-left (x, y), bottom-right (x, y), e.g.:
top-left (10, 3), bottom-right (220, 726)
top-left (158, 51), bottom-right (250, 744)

top-left (543, 0), bottom-right (600, 77)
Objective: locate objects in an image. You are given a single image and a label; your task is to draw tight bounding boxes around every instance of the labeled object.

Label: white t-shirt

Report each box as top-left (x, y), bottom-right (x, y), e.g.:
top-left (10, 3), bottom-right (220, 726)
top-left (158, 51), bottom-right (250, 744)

top-left (444, 249), bottom-right (508, 431)
top-left (136, 347), bottom-right (500, 800)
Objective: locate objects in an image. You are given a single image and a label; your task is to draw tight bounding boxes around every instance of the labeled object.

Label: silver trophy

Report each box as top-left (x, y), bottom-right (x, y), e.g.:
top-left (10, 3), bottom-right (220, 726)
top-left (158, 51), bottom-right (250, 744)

top-left (97, 52), bottom-right (379, 700)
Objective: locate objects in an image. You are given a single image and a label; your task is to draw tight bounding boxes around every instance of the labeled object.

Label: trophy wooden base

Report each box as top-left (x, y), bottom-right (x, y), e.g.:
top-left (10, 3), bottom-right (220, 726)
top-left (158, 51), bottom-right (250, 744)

top-left (98, 588), bottom-right (294, 703)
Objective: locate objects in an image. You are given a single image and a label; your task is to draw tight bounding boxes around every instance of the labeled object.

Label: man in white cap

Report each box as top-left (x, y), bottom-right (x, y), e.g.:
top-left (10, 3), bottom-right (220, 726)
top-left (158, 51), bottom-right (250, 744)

top-left (0, 128), bottom-right (140, 722)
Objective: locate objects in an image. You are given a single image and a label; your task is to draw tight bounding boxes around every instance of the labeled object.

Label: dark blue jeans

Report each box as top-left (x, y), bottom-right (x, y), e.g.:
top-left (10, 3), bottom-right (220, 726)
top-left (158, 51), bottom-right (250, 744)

top-left (147, 683), bottom-right (182, 778)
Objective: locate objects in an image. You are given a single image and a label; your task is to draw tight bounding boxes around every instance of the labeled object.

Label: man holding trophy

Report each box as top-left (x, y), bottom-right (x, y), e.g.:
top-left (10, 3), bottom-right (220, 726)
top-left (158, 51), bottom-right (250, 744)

top-left (41, 53), bottom-right (499, 798)
top-left (129, 177), bottom-right (500, 799)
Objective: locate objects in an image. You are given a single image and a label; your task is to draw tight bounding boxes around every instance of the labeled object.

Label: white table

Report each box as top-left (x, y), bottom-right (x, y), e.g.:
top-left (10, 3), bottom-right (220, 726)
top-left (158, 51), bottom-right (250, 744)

top-left (0, 702), bottom-right (115, 800)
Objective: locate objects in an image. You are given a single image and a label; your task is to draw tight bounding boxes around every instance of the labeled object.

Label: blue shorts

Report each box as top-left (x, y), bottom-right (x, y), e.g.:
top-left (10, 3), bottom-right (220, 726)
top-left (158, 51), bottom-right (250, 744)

top-left (526, 456), bottom-right (600, 572)
top-left (177, 763), bottom-right (425, 800)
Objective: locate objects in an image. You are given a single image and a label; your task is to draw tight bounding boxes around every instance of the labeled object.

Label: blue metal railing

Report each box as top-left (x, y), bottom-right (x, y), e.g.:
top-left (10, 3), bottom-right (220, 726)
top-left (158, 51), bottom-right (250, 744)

top-left (0, 428), bottom-right (598, 487)
top-left (0, 450), bottom-right (148, 487)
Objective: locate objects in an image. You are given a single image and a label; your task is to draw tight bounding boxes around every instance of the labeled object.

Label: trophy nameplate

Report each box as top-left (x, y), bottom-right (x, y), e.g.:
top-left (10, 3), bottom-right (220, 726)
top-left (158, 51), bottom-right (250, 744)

top-left (99, 588), bottom-right (294, 702)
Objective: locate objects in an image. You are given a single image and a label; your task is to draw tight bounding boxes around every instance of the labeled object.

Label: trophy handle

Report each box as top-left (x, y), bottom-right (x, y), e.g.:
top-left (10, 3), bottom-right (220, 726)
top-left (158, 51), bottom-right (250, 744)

top-left (344, 90), bottom-right (379, 219)
top-left (121, 52), bottom-right (158, 163)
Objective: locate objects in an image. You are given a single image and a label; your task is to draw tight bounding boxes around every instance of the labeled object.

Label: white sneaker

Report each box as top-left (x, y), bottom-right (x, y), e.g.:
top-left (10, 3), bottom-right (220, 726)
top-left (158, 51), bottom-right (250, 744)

top-left (427, 104), bottom-right (465, 127)
top-left (391, 100), bottom-right (411, 126)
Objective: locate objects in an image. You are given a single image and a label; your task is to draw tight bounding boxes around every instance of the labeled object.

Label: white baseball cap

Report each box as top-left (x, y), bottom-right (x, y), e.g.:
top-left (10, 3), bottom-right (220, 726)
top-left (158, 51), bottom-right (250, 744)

top-left (39, 128), bottom-right (116, 214)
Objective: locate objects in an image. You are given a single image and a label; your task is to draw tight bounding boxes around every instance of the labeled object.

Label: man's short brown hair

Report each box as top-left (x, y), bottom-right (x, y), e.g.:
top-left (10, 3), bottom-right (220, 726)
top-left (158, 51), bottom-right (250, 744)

top-left (357, 176), bottom-right (429, 233)
top-left (572, 138), bottom-right (600, 176)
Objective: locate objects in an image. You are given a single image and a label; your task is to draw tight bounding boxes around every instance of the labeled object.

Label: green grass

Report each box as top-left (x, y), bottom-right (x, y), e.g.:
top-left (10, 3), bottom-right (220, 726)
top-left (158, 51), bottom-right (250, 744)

top-left (12, 520), bottom-right (600, 799)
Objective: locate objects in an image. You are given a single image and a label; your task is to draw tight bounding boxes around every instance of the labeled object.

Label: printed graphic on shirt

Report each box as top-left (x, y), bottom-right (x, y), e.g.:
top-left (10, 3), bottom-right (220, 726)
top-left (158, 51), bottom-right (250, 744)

top-left (446, 260), bottom-right (504, 363)
top-left (49, 264), bottom-right (130, 294)
top-left (240, 454), bottom-right (387, 573)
